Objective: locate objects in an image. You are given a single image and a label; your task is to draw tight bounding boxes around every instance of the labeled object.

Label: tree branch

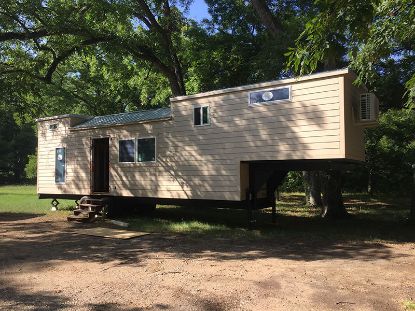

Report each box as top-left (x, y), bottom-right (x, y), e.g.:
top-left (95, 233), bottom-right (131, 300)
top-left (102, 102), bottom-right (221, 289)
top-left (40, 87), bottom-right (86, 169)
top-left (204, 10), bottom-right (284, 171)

top-left (0, 26), bottom-right (93, 43)
top-left (134, 0), bottom-right (186, 95)
top-left (250, 0), bottom-right (283, 39)
top-left (43, 36), bottom-right (112, 83)
top-left (133, 11), bottom-right (152, 29)
top-left (135, 0), bottom-right (165, 34)
top-left (0, 29), bottom-right (50, 42)
top-left (126, 44), bottom-right (171, 75)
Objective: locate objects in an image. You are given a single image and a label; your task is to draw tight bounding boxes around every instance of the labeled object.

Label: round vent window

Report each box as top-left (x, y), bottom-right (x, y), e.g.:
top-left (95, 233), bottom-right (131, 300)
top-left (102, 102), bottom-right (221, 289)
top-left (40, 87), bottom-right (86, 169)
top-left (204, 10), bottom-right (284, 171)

top-left (262, 91), bottom-right (273, 101)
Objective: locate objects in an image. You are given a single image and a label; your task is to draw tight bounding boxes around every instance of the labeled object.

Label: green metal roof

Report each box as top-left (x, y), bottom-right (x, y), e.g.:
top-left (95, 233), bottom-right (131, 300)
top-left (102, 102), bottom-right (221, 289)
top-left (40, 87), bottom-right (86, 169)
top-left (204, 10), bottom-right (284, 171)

top-left (73, 107), bottom-right (171, 129)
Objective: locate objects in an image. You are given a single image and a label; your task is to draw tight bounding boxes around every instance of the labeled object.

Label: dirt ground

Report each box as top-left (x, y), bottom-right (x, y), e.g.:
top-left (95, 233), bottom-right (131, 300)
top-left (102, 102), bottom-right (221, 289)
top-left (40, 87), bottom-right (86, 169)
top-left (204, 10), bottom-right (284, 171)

top-left (1, 214), bottom-right (414, 311)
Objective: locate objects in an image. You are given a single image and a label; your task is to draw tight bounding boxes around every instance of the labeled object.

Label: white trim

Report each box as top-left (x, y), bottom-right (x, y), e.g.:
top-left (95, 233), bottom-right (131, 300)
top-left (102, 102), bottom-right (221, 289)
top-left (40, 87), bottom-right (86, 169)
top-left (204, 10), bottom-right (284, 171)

top-left (193, 105), bottom-right (210, 127)
top-left (248, 85), bottom-right (292, 107)
top-left (54, 147), bottom-right (66, 184)
top-left (118, 138), bottom-right (136, 163)
top-left (136, 136), bottom-right (157, 163)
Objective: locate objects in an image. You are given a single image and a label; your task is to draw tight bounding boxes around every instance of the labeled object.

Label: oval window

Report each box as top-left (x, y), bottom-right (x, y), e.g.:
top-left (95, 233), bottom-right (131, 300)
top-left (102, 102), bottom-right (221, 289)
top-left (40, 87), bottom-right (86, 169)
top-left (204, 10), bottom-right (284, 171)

top-left (262, 91), bottom-right (274, 101)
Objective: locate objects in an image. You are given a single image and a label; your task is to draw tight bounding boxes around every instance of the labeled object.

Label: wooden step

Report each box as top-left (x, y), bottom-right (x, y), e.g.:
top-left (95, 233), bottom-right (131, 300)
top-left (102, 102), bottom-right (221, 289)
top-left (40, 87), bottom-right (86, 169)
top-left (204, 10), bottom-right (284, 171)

top-left (79, 203), bottom-right (103, 209)
top-left (80, 203), bottom-right (102, 207)
top-left (67, 214), bottom-right (94, 222)
top-left (82, 199), bottom-right (108, 204)
top-left (68, 210), bottom-right (97, 222)
top-left (73, 209), bottom-right (97, 216)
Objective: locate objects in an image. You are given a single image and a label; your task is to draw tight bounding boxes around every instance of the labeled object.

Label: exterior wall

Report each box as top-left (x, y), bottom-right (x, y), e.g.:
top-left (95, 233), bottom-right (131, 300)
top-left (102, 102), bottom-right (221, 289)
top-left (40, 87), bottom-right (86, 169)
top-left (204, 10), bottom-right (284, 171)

top-left (38, 71), bottom-right (350, 201)
top-left (343, 74), bottom-right (367, 161)
top-left (37, 116), bottom-right (91, 195)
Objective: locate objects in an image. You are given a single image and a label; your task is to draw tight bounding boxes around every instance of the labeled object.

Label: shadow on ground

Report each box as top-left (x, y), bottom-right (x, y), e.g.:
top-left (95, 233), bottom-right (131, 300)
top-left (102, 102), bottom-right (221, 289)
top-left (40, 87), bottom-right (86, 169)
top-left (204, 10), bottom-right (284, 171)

top-left (0, 218), bottom-right (410, 269)
top-left (0, 212), bottom-right (45, 221)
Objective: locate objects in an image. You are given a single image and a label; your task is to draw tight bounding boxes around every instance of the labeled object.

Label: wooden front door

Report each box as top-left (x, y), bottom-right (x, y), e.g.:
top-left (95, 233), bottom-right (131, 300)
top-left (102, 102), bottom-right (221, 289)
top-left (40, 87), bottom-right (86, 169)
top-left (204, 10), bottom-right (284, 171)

top-left (91, 138), bottom-right (109, 193)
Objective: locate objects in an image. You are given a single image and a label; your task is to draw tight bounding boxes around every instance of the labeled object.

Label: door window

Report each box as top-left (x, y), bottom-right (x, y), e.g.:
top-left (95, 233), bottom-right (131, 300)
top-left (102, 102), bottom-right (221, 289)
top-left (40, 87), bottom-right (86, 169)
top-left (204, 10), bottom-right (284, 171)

top-left (55, 147), bottom-right (66, 183)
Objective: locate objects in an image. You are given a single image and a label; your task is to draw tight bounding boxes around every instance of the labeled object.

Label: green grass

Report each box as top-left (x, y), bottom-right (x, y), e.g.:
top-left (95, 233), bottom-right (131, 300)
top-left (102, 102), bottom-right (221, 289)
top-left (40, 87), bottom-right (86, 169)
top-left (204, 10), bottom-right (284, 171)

top-left (123, 194), bottom-right (414, 242)
top-left (123, 192), bottom-right (413, 241)
top-left (0, 185), bottom-right (74, 215)
top-left (0, 185), bottom-right (413, 242)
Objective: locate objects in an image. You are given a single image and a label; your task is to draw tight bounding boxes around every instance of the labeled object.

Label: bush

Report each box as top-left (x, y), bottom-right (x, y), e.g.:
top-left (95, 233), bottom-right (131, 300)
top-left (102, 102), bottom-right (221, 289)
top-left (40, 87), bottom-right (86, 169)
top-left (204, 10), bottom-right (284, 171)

top-left (365, 109), bottom-right (415, 193)
top-left (280, 171), bottom-right (304, 192)
top-left (25, 154), bottom-right (37, 181)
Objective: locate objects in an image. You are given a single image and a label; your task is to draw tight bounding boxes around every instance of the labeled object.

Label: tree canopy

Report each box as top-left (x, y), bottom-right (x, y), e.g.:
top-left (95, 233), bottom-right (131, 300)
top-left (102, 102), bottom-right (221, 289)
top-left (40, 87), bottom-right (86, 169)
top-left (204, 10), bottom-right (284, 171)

top-left (286, 0), bottom-right (415, 108)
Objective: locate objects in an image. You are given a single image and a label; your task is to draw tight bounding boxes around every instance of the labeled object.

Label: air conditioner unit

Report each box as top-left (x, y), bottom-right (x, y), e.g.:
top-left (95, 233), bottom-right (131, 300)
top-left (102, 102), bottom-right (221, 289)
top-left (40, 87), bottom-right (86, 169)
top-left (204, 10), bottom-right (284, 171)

top-left (357, 93), bottom-right (379, 124)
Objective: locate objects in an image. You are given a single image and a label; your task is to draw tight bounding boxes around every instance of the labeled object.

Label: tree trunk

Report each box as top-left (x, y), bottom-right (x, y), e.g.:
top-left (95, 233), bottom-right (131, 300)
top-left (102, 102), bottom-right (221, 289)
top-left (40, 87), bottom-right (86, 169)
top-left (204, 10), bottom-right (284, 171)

top-left (303, 171), bottom-right (310, 205)
top-left (318, 57), bottom-right (346, 218)
top-left (166, 69), bottom-right (186, 96)
top-left (250, 0), bottom-right (282, 39)
top-left (367, 169), bottom-right (373, 196)
top-left (410, 164), bottom-right (415, 221)
top-left (303, 171), bottom-right (323, 208)
top-left (310, 171), bottom-right (323, 207)
top-left (321, 170), bottom-right (348, 218)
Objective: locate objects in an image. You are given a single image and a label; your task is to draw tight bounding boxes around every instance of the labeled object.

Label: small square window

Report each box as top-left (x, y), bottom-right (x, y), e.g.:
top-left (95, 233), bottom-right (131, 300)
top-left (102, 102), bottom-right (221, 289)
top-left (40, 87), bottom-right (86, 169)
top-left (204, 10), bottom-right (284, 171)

top-left (137, 138), bottom-right (156, 162)
top-left (194, 106), bottom-right (210, 126)
top-left (119, 139), bottom-right (135, 162)
top-left (49, 123), bottom-right (58, 131)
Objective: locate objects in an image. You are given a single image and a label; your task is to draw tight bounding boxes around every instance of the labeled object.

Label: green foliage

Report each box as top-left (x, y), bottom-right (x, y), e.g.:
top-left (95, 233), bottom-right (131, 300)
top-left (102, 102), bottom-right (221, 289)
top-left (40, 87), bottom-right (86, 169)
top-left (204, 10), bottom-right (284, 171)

top-left (24, 154), bottom-right (37, 181)
top-left (183, 0), bottom-right (312, 92)
top-left (286, 0), bottom-right (415, 108)
top-left (0, 0), bottom-right (190, 115)
top-left (0, 110), bottom-right (36, 183)
top-left (280, 171), bottom-right (304, 192)
top-left (365, 109), bottom-right (415, 193)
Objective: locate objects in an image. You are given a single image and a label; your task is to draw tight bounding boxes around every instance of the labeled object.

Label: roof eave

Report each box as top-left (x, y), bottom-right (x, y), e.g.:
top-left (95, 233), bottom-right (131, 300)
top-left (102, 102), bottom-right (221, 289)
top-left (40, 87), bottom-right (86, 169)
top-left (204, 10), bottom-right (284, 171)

top-left (69, 116), bottom-right (173, 131)
top-left (36, 114), bottom-right (92, 122)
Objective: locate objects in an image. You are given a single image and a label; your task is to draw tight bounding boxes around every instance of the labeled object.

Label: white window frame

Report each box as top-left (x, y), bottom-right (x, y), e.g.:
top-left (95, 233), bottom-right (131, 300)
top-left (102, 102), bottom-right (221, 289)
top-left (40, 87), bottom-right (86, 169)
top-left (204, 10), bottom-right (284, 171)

top-left (55, 146), bottom-right (66, 184)
top-left (193, 105), bottom-right (210, 127)
top-left (248, 85), bottom-right (292, 107)
top-left (118, 138), bottom-right (136, 163)
top-left (136, 136), bottom-right (157, 163)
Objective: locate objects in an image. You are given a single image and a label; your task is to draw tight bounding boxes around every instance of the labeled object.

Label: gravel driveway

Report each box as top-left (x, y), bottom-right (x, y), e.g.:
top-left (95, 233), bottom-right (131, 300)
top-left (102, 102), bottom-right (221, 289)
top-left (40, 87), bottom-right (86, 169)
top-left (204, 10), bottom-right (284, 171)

top-left (1, 214), bottom-right (414, 311)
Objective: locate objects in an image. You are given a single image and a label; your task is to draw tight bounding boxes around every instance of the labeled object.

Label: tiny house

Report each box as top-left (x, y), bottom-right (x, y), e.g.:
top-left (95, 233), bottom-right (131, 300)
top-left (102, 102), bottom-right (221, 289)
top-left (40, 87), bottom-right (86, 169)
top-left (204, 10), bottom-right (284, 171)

top-left (36, 69), bottom-right (378, 218)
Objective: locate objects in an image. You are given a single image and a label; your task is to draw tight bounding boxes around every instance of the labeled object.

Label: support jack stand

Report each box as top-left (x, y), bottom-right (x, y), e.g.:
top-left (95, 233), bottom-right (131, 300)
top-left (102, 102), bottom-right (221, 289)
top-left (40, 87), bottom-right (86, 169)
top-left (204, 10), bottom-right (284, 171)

top-left (51, 198), bottom-right (59, 211)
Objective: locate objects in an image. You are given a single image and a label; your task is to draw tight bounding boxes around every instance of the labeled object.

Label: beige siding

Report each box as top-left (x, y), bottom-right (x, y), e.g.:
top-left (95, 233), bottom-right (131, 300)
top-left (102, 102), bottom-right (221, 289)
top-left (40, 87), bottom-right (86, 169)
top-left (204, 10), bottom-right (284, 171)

top-left (37, 71), bottom-right (356, 201)
top-left (343, 74), bottom-right (367, 161)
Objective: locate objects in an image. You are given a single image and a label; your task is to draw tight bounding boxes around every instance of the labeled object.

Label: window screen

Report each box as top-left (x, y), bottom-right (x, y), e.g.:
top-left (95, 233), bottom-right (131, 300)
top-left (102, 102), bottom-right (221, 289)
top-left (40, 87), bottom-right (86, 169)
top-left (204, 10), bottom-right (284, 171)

top-left (137, 138), bottom-right (156, 162)
top-left (119, 139), bottom-right (135, 162)
top-left (249, 87), bottom-right (290, 105)
top-left (55, 148), bottom-right (66, 183)
top-left (202, 106), bottom-right (209, 124)
top-left (194, 106), bottom-right (209, 126)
